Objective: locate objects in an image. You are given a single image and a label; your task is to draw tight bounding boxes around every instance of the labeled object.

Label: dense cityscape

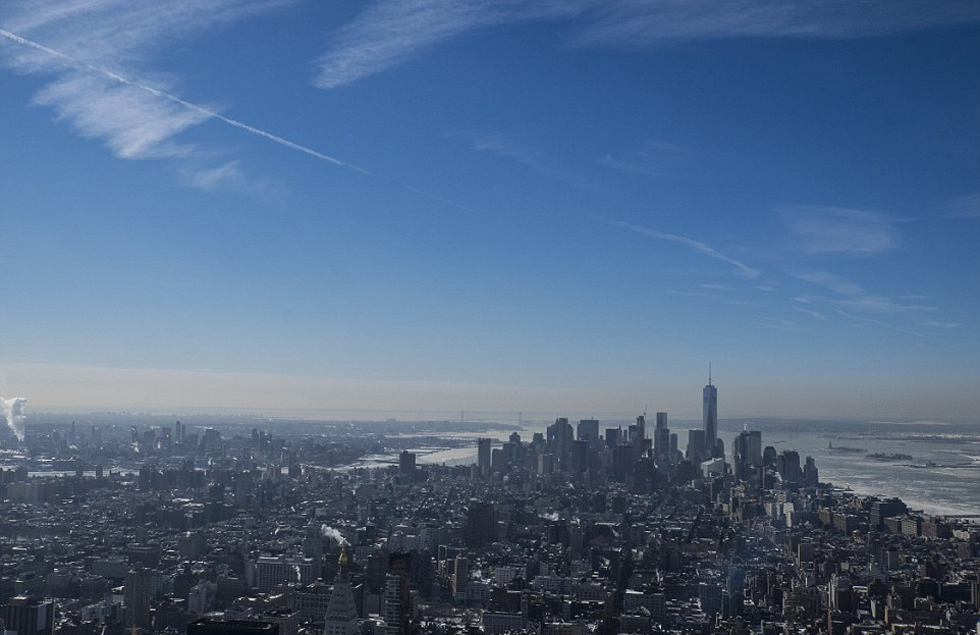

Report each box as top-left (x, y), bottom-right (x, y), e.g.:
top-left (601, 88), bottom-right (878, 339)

top-left (2, 380), bottom-right (978, 635)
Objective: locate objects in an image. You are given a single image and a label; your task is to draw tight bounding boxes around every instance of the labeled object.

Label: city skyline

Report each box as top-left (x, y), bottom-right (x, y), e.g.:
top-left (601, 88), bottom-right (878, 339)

top-left (2, 1), bottom-right (979, 418)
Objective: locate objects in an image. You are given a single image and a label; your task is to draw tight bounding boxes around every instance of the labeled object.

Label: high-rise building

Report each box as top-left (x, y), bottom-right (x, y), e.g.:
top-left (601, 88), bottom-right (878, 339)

top-left (547, 418), bottom-right (574, 467)
top-left (687, 429), bottom-right (706, 465)
top-left (605, 428), bottom-right (621, 449)
top-left (3, 596), bottom-right (54, 635)
top-left (398, 451), bottom-right (416, 476)
top-left (324, 546), bottom-right (358, 635)
top-left (382, 573), bottom-right (403, 635)
top-left (124, 567), bottom-right (152, 629)
top-left (804, 455), bottom-right (819, 486)
top-left (477, 438), bottom-right (492, 478)
top-left (577, 419), bottom-right (599, 444)
top-left (654, 415), bottom-right (670, 465)
top-left (465, 500), bottom-right (496, 549)
top-left (451, 555), bottom-right (468, 600)
top-left (777, 450), bottom-right (801, 483)
top-left (733, 430), bottom-right (764, 482)
top-left (703, 370), bottom-right (718, 451)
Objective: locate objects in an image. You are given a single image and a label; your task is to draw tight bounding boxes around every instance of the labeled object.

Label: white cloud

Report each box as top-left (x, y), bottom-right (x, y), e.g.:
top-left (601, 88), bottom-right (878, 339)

top-left (796, 271), bottom-right (863, 296)
top-left (833, 309), bottom-right (925, 338)
top-left (780, 205), bottom-right (900, 255)
top-left (792, 305), bottom-right (827, 320)
top-left (575, 1), bottom-right (980, 46)
top-left (598, 140), bottom-right (692, 178)
top-left (184, 161), bottom-right (243, 190)
top-left (922, 321), bottom-right (963, 328)
top-left (452, 131), bottom-right (579, 183)
top-left (314, 0), bottom-right (585, 89)
top-left (940, 192), bottom-right (980, 219)
top-left (314, 0), bottom-right (980, 89)
top-left (613, 221), bottom-right (760, 278)
top-left (0, 1), bottom-right (287, 171)
top-left (32, 71), bottom-right (209, 159)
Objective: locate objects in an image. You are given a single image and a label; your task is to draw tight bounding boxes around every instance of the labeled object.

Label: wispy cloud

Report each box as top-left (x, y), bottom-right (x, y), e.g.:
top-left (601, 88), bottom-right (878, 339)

top-left (451, 131), bottom-right (579, 183)
top-left (794, 270), bottom-right (939, 316)
top-left (2, 24), bottom-right (476, 211)
top-left (700, 283), bottom-right (728, 290)
top-left (780, 205), bottom-right (900, 255)
top-left (0, 1), bottom-right (286, 162)
top-left (834, 309), bottom-right (925, 338)
top-left (612, 221), bottom-right (760, 278)
top-left (574, 1), bottom-right (980, 46)
top-left (940, 192), bottom-right (980, 219)
top-left (793, 305), bottom-right (827, 320)
top-left (921, 321), bottom-right (963, 329)
top-left (314, 0), bottom-right (584, 89)
top-left (752, 316), bottom-right (810, 332)
top-left (314, 0), bottom-right (980, 89)
top-left (184, 160), bottom-right (244, 191)
top-left (598, 140), bottom-right (692, 178)
top-left (796, 271), bottom-right (863, 296)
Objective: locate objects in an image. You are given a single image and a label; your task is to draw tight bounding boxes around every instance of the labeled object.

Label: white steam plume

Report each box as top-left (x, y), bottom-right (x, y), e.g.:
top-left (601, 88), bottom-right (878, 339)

top-left (320, 524), bottom-right (346, 545)
top-left (1, 397), bottom-right (27, 442)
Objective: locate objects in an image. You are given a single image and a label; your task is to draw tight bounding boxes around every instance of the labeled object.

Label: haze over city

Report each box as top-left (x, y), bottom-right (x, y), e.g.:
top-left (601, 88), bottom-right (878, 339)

top-left (2, 1), bottom-right (979, 419)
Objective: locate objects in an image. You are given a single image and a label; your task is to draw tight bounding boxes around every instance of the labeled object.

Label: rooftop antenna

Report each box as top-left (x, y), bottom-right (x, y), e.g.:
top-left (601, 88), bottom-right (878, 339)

top-left (708, 361), bottom-right (712, 386)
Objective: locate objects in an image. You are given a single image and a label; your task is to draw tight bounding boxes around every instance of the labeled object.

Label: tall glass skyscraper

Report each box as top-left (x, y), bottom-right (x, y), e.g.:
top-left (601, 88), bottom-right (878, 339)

top-left (703, 370), bottom-right (717, 452)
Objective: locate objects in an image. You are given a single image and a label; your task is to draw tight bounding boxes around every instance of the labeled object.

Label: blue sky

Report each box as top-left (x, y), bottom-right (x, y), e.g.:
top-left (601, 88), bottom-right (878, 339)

top-left (1, 0), bottom-right (978, 419)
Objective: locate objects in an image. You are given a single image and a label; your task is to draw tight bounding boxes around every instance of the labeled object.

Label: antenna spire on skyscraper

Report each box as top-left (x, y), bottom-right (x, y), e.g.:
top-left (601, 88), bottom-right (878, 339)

top-left (709, 361), bottom-right (712, 386)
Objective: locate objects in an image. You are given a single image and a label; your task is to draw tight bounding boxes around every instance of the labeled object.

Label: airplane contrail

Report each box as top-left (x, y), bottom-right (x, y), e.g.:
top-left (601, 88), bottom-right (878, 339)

top-left (0, 28), bottom-right (473, 211)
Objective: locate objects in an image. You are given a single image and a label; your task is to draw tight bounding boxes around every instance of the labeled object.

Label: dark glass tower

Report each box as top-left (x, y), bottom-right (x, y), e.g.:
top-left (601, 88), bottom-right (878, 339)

top-left (703, 366), bottom-right (717, 451)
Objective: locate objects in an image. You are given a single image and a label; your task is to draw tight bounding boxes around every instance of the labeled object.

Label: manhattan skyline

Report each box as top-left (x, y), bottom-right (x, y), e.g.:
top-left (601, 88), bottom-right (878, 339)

top-left (1, 1), bottom-right (979, 418)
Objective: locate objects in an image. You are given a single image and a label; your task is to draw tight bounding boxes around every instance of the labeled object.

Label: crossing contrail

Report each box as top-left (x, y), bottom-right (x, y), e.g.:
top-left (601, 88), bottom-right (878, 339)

top-left (0, 28), bottom-right (474, 211)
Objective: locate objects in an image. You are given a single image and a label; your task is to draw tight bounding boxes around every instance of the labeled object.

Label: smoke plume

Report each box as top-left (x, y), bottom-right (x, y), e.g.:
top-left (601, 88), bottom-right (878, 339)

top-left (321, 524), bottom-right (346, 545)
top-left (1, 397), bottom-right (27, 441)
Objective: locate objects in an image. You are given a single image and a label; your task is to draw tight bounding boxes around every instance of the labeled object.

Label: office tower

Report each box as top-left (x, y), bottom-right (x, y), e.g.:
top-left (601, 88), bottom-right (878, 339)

top-left (577, 419), bottom-right (599, 444)
top-left (465, 500), bottom-right (496, 549)
top-left (804, 455), bottom-right (819, 486)
top-left (538, 453), bottom-right (554, 475)
top-left (687, 429), bottom-right (706, 465)
top-left (655, 430), bottom-right (670, 464)
top-left (669, 433), bottom-right (678, 462)
top-left (571, 440), bottom-right (589, 473)
top-left (124, 567), bottom-right (152, 628)
top-left (174, 420), bottom-right (183, 443)
top-left (870, 498), bottom-right (908, 529)
top-left (733, 430), bottom-right (764, 482)
top-left (703, 368), bottom-right (718, 451)
top-left (749, 431), bottom-right (762, 465)
top-left (398, 451), bottom-right (416, 475)
top-left (189, 620), bottom-right (278, 635)
top-left (763, 446), bottom-right (777, 468)
top-left (477, 438), bottom-right (491, 478)
top-left (3, 596), bottom-right (54, 635)
top-left (547, 418), bottom-right (574, 467)
top-left (452, 555), bottom-right (468, 600)
top-left (386, 553), bottom-right (411, 635)
top-left (605, 427), bottom-right (621, 448)
top-left (490, 447), bottom-right (507, 473)
top-left (383, 573), bottom-right (403, 635)
top-left (777, 450), bottom-right (801, 484)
